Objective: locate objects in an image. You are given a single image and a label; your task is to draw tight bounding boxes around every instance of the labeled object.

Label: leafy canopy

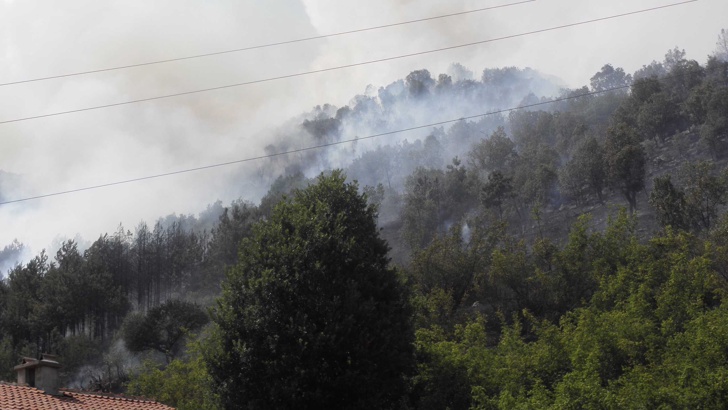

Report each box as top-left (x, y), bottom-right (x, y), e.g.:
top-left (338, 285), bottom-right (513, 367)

top-left (122, 299), bottom-right (208, 363)
top-left (207, 170), bottom-right (414, 409)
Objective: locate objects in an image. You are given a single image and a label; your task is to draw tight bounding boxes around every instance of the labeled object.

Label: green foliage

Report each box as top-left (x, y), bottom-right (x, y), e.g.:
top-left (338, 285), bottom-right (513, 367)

top-left (480, 171), bottom-right (513, 218)
top-left (402, 168), bottom-right (446, 250)
top-left (559, 137), bottom-right (606, 204)
top-left (258, 172), bottom-right (309, 217)
top-left (590, 64), bottom-right (632, 92)
top-left (636, 91), bottom-right (681, 142)
top-left (128, 337), bottom-right (220, 410)
top-left (650, 175), bottom-right (690, 230)
top-left (517, 161), bottom-right (558, 207)
top-left (411, 215), bottom-right (728, 409)
top-left (443, 157), bottom-right (478, 219)
top-left (122, 299), bottom-right (208, 363)
top-left (649, 161), bottom-right (728, 234)
top-left (2, 251), bottom-right (49, 348)
top-left (302, 113), bottom-right (341, 142)
top-left (509, 110), bottom-right (557, 149)
top-left (679, 160), bottom-right (728, 232)
top-left (511, 143), bottom-right (560, 208)
top-left (700, 86), bottom-right (728, 158)
top-left (414, 314), bottom-right (572, 410)
top-left (605, 124), bottom-right (646, 212)
top-left (487, 239), bottom-right (539, 315)
top-left (631, 76), bottom-right (663, 105)
top-left (409, 222), bottom-right (502, 330)
top-left (0, 337), bottom-right (15, 381)
top-left (207, 171), bottom-right (414, 409)
top-left (4, 43), bottom-right (728, 409)
top-left (406, 69), bottom-right (435, 98)
top-left (551, 111), bottom-right (588, 157)
top-left (413, 320), bottom-right (492, 410)
top-left (57, 334), bottom-right (103, 380)
top-left (401, 159), bottom-right (477, 252)
top-left (468, 127), bottom-right (518, 176)
top-left (202, 200), bottom-right (260, 293)
top-left (362, 183), bottom-right (385, 208)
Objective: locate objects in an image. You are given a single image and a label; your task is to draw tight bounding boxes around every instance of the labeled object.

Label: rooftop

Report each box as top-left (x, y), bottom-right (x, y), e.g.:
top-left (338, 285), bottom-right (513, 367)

top-left (0, 382), bottom-right (175, 410)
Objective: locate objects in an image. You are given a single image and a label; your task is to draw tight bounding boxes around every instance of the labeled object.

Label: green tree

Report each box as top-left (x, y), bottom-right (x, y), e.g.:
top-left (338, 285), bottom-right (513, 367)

top-left (699, 87), bottom-right (728, 158)
top-left (517, 162), bottom-right (558, 208)
top-left (40, 241), bottom-right (86, 339)
top-left (512, 144), bottom-right (559, 208)
top-left (402, 167), bottom-right (445, 250)
top-left (649, 175), bottom-right (690, 230)
top-left (443, 157), bottom-right (477, 218)
top-left (468, 127), bottom-right (518, 177)
top-left (122, 299), bottom-right (209, 363)
top-left (408, 222), bottom-right (502, 330)
top-left (480, 171), bottom-right (513, 219)
top-left (0, 336), bottom-right (14, 381)
top-left (552, 111), bottom-right (588, 158)
top-left (605, 124), bottom-right (647, 212)
top-left (590, 64), bottom-right (632, 92)
top-left (128, 337), bottom-right (220, 410)
top-left (413, 320), bottom-right (492, 410)
top-left (302, 113), bottom-right (341, 143)
top-left (559, 137), bottom-right (606, 204)
top-left (630, 76), bottom-right (662, 106)
top-left (348, 144), bottom-right (404, 190)
top-left (2, 252), bottom-right (48, 347)
top-left (509, 110), bottom-right (556, 149)
top-left (679, 160), bottom-right (728, 232)
top-left (200, 200), bottom-right (260, 294)
top-left (406, 69), bottom-right (435, 98)
top-left (207, 171), bottom-right (414, 409)
top-left (636, 91), bottom-right (681, 142)
top-left (258, 172), bottom-right (309, 217)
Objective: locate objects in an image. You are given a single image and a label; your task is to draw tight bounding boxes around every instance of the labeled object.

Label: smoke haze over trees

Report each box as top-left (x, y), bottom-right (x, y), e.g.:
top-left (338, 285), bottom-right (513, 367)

top-left (2, 2), bottom-right (728, 406)
top-left (2, 0), bottom-right (726, 258)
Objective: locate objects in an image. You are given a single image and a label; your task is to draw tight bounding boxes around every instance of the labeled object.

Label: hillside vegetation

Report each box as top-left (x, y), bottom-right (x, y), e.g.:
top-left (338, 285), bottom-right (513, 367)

top-left (1, 41), bottom-right (728, 409)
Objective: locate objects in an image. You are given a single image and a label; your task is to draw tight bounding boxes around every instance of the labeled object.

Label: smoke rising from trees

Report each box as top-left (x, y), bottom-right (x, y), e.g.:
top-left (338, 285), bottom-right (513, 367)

top-left (1, 0), bottom-right (726, 266)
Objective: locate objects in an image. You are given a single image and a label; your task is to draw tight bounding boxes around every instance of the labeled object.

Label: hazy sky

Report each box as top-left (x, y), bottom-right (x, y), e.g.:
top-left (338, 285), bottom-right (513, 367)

top-left (0, 0), bottom-right (726, 260)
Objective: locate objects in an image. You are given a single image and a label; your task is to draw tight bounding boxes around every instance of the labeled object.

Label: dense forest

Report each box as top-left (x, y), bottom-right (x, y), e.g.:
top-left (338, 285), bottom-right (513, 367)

top-left (1, 32), bottom-right (728, 408)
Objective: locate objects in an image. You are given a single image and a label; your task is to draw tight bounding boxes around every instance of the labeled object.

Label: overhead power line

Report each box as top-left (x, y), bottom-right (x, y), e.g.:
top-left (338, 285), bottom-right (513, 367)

top-left (0, 76), bottom-right (674, 206)
top-left (0, 0), bottom-right (697, 126)
top-left (0, 0), bottom-right (536, 87)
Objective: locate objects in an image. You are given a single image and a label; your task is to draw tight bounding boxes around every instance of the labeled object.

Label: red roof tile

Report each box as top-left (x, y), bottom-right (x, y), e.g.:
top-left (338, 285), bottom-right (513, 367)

top-left (0, 382), bottom-right (175, 410)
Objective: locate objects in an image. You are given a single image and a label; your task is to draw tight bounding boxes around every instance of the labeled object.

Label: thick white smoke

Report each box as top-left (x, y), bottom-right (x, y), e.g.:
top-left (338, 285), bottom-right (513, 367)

top-left (0, 0), bottom-right (725, 266)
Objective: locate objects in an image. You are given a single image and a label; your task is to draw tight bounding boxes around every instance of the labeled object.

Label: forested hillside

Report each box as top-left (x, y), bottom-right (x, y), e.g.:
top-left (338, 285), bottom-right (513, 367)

top-left (2, 39), bottom-right (728, 409)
